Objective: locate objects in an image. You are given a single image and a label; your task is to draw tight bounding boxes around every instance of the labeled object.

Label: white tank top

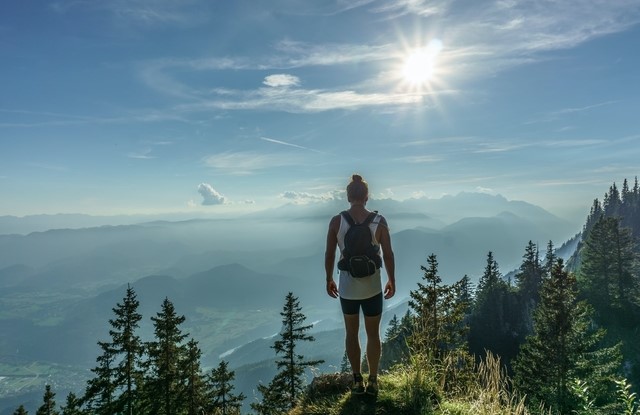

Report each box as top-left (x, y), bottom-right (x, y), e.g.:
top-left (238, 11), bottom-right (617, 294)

top-left (337, 213), bottom-right (383, 300)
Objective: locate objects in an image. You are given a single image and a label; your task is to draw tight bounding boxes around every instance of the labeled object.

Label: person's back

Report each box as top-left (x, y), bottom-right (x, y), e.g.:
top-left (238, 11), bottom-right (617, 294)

top-left (325, 174), bottom-right (396, 395)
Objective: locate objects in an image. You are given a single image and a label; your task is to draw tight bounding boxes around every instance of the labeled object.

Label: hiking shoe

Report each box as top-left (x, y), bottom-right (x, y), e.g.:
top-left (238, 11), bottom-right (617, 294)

top-left (351, 380), bottom-right (365, 395)
top-left (365, 379), bottom-right (379, 396)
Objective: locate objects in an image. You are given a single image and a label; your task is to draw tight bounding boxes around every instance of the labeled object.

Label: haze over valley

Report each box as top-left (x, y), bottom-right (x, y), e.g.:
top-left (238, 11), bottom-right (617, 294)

top-left (0, 192), bottom-right (582, 413)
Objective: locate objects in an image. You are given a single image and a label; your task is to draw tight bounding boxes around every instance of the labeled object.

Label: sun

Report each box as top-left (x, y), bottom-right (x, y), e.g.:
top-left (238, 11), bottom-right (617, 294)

top-left (401, 39), bottom-right (443, 86)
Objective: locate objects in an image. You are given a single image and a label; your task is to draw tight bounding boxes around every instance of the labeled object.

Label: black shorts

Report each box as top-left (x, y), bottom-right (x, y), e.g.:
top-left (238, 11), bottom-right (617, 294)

top-left (340, 292), bottom-right (383, 317)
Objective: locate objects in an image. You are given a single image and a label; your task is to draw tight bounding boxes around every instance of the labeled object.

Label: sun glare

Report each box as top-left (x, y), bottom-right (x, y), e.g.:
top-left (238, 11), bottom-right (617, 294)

top-left (401, 39), bottom-right (443, 86)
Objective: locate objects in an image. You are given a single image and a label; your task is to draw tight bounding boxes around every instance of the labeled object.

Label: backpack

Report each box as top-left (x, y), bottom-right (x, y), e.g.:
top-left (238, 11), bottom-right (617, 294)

top-left (337, 210), bottom-right (382, 278)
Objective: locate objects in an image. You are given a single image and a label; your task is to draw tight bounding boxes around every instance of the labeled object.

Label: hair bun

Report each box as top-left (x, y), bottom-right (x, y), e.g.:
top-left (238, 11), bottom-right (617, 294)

top-left (352, 174), bottom-right (363, 182)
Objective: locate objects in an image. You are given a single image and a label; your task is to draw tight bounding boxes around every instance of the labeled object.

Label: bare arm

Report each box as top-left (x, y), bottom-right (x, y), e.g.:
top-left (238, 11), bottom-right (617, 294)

top-left (377, 216), bottom-right (396, 299)
top-left (324, 215), bottom-right (340, 298)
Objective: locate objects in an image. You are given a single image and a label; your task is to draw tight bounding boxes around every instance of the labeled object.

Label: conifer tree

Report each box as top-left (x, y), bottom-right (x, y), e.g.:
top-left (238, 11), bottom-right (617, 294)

top-left (515, 241), bottom-right (543, 334)
top-left (205, 360), bottom-right (245, 415)
top-left (36, 385), bottom-right (59, 415)
top-left (579, 216), bottom-right (639, 322)
top-left (13, 405), bottom-right (28, 415)
top-left (60, 392), bottom-right (84, 415)
top-left (252, 292), bottom-right (323, 414)
top-left (182, 339), bottom-right (207, 415)
top-left (515, 241), bottom-right (543, 303)
top-left (409, 254), bottom-right (469, 356)
top-left (84, 285), bottom-right (143, 415)
top-left (84, 340), bottom-right (117, 415)
top-left (544, 240), bottom-right (556, 277)
top-left (469, 252), bottom-right (519, 362)
top-left (513, 259), bottom-right (621, 413)
top-left (145, 297), bottom-right (189, 415)
top-left (340, 351), bottom-right (350, 373)
top-left (385, 314), bottom-right (400, 340)
top-left (109, 284), bottom-right (143, 415)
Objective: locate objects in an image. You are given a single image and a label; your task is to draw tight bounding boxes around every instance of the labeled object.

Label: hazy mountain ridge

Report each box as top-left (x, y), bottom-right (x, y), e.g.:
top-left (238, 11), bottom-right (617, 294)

top-left (0, 192), bottom-right (582, 413)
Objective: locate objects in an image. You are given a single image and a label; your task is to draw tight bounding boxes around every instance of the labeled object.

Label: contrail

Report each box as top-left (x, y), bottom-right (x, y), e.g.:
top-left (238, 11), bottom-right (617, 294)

top-left (260, 136), bottom-right (327, 154)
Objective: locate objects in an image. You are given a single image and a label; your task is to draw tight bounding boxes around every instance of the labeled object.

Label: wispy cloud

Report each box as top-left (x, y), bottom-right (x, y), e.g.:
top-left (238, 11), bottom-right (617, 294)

top-left (259, 137), bottom-right (327, 154)
top-left (203, 151), bottom-right (304, 175)
top-left (552, 101), bottom-right (619, 115)
top-left (396, 155), bottom-right (442, 163)
top-left (127, 148), bottom-right (155, 159)
top-left (51, 0), bottom-right (207, 27)
top-left (526, 101), bottom-right (620, 124)
top-left (132, 1), bottom-right (640, 116)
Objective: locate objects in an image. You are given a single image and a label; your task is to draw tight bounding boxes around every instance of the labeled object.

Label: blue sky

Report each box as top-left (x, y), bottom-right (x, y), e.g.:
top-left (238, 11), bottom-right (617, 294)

top-left (1, 0), bottom-right (639, 219)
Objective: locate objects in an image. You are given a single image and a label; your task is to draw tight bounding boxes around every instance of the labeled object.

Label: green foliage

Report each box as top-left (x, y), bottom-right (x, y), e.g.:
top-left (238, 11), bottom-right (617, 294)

top-left (83, 284), bottom-right (144, 415)
top-left (571, 379), bottom-right (596, 415)
top-left (36, 385), bottom-right (59, 415)
top-left (380, 309), bottom-right (412, 370)
top-left (252, 292), bottom-right (324, 414)
top-left (181, 339), bottom-right (207, 415)
top-left (292, 351), bottom-right (539, 415)
top-left (13, 405), bottom-right (29, 415)
top-left (60, 392), bottom-right (85, 415)
top-left (144, 297), bottom-right (190, 415)
top-left (615, 378), bottom-right (639, 415)
top-left (469, 252), bottom-right (520, 363)
top-left (408, 254), bottom-right (470, 357)
top-left (513, 259), bottom-right (622, 414)
top-left (205, 360), bottom-right (245, 415)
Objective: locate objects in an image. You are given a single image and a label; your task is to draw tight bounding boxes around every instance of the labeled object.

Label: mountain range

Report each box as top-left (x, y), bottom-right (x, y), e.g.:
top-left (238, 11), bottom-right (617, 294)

top-left (0, 192), bottom-right (582, 414)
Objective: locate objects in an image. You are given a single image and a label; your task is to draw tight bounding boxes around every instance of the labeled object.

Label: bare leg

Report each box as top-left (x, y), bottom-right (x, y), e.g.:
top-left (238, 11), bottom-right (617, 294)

top-left (364, 313), bottom-right (382, 378)
top-left (343, 313), bottom-right (361, 374)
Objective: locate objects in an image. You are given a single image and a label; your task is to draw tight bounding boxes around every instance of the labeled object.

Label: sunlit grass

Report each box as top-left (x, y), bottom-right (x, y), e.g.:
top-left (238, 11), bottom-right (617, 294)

top-left (291, 352), bottom-right (537, 415)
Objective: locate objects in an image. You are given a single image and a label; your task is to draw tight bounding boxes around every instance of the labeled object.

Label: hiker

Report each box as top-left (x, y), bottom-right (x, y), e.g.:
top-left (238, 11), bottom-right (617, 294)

top-left (325, 174), bottom-right (396, 396)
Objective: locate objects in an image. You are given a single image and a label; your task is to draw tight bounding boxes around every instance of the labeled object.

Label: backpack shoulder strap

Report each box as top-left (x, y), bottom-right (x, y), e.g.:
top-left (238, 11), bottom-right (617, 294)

top-left (363, 211), bottom-right (378, 226)
top-left (340, 210), bottom-right (355, 226)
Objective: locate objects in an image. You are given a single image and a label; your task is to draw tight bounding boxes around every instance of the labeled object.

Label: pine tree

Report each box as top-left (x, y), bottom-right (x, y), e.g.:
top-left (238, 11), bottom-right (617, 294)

top-left (206, 360), bottom-right (245, 415)
top-left (515, 241), bottom-right (543, 335)
top-left (513, 259), bottom-right (622, 413)
top-left (13, 405), bottom-right (28, 415)
top-left (408, 254), bottom-right (469, 356)
top-left (252, 292), bottom-right (324, 414)
top-left (579, 216), bottom-right (639, 322)
top-left (36, 385), bottom-right (59, 415)
top-left (182, 339), bottom-right (207, 415)
top-left (384, 314), bottom-right (400, 341)
top-left (408, 253), bottom-right (442, 355)
top-left (469, 252), bottom-right (519, 362)
top-left (340, 350), bottom-right (350, 373)
top-left (60, 392), bottom-right (84, 415)
top-left (544, 240), bottom-right (556, 277)
top-left (109, 284), bottom-right (143, 415)
top-left (84, 340), bottom-right (117, 415)
top-left (145, 297), bottom-right (189, 415)
top-left (515, 241), bottom-right (543, 303)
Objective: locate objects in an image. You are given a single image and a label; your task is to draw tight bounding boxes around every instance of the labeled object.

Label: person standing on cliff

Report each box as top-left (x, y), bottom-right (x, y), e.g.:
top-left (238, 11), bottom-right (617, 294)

top-left (325, 174), bottom-right (396, 396)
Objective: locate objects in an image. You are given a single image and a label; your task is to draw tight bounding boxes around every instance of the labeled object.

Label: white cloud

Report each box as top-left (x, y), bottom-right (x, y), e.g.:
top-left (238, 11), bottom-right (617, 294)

top-left (280, 190), bottom-right (343, 204)
top-left (475, 186), bottom-right (495, 194)
top-left (129, 0), bottom-right (640, 116)
top-left (198, 183), bottom-right (227, 205)
top-left (127, 148), bottom-right (155, 159)
top-left (263, 74), bottom-right (300, 88)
